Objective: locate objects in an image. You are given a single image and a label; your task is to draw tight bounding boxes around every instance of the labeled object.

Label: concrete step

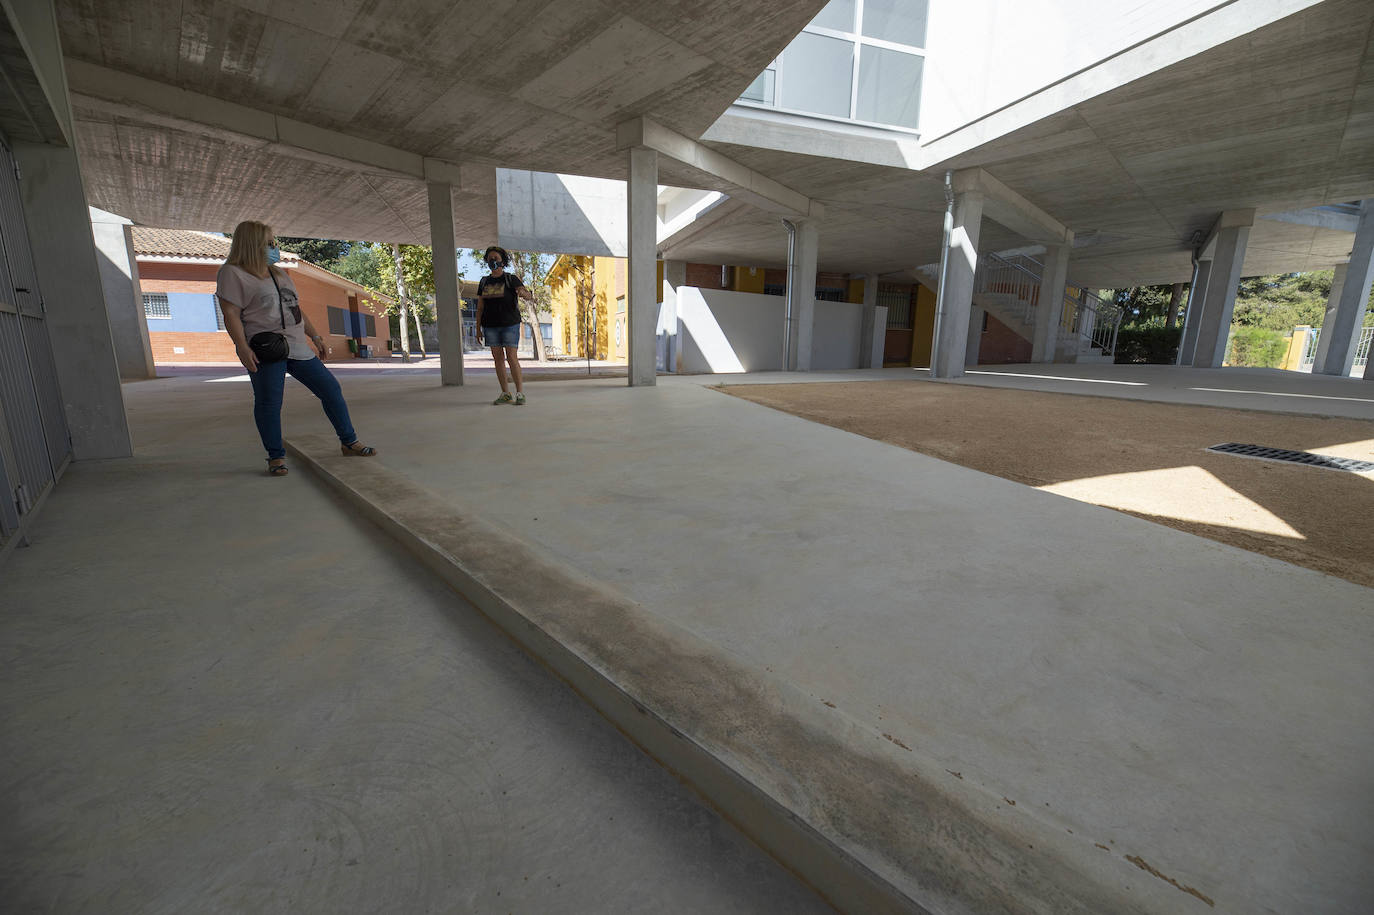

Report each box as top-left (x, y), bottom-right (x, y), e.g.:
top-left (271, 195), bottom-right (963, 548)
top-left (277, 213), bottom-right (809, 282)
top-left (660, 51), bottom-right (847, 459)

top-left (285, 433), bottom-right (1155, 915)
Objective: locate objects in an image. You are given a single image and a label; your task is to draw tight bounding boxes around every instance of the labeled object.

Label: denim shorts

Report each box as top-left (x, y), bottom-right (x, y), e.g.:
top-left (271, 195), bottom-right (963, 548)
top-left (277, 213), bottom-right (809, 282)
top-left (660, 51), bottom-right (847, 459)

top-left (482, 324), bottom-right (520, 347)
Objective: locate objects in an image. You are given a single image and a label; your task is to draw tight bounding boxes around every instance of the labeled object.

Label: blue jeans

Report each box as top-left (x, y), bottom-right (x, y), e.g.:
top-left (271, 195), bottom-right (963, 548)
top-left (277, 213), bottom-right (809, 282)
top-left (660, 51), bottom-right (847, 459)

top-left (248, 357), bottom-right (356, 459)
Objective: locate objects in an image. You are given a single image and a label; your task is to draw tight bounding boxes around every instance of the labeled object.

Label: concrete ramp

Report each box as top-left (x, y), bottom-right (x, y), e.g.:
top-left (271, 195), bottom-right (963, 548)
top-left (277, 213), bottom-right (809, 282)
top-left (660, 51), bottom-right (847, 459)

top-left (288, 433), bottom-right (1197, 915)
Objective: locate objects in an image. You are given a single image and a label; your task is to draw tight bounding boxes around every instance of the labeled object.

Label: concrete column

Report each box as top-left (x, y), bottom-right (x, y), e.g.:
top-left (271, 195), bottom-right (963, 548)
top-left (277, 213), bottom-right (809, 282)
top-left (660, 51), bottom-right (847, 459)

top-left (786, 220), bottom-right (819, 371)
top-left (89, 208), bottom-right (154, 380)
top-left (857, 274), bottom-right (879, 368)
top-left (658, 259), bottom-right (686, 373)
top-left (1314, 199), bottom-right (1374, 376)
top-left (1176, 258), bottom-right (1211, 366)
top-left (931, 190), bottom-right (983, 379)
top-left (627, 146), bottom-right (657, 386)
top-left (1190, 213), bottom-right (1253, 368)
top-left (427, 181), bottom-right (463, 385)
top-left (13, 143), bottom-right (130, 459)
top-left (1031, 242), bottom-right (1071, 363)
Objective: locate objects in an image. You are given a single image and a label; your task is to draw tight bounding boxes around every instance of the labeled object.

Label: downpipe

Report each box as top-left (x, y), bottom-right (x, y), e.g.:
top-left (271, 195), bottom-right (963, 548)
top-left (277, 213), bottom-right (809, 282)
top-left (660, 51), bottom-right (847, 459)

top-left (930, 171), bottom-right (954, 376)
top-left (781, 217), bottom-right (797, 371)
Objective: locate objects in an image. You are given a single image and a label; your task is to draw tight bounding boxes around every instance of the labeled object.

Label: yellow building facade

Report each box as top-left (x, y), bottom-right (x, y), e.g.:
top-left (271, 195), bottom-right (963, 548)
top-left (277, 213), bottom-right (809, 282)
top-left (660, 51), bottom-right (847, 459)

top-left (547, 254), bottom-right (626, 361)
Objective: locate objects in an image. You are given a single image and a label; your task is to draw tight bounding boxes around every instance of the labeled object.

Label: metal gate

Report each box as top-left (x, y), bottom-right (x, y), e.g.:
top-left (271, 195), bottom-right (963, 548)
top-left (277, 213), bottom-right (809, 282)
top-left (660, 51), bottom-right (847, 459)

top-left (0, 138), bottom-right (69, 547)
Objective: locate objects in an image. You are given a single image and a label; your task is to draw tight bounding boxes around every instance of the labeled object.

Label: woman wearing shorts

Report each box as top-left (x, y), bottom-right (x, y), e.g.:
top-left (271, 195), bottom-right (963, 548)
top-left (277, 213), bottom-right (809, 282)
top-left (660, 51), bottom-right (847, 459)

top-left (475, 246), bottom-right (536, 405)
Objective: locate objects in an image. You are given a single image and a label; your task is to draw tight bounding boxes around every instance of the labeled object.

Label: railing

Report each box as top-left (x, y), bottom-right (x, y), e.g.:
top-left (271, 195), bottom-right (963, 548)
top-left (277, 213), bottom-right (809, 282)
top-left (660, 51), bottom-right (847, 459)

top-left (974, 252), bottom-right (1123, 358)
top-left (1302, 328), bottom-right (1320, 368)
top-left (1299, 325), bottom-right (1371, 371)
top-left (974, 252), bottom-right (1042, 324)
top-left (1062, 287), bottom-right (1123, 358)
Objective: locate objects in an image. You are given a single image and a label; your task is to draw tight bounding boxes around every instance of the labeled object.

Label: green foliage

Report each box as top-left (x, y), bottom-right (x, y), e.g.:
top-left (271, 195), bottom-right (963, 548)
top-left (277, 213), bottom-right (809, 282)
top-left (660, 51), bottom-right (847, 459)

top-left (1226, 325), bottom-right (1289, 367)
top-left (1114, 324), bottom-right (1182, 364)
top-left (378, 244), bottom-right (439, 324)
top-left (1100, 284), bottom-right (1179, 325)
top-left (330, 243), bottom-right (390, 296)
top-left (1231, 272), bottom-right (1331, 332)
top-left (276, 237), bottom-right (351, 266)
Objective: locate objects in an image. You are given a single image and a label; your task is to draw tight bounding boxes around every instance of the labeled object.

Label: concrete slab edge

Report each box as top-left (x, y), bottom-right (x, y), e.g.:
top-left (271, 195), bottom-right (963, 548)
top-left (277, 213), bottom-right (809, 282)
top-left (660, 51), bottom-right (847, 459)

top-left (285, 435), bottom-right (1164, 915)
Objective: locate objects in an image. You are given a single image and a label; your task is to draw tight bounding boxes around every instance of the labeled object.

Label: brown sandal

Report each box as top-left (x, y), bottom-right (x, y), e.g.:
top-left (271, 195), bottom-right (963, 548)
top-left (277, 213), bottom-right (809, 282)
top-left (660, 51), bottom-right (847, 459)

top-left (341, 441), bottom-right (377, 457)
top-left (267, 458), bottom-right (288, 476)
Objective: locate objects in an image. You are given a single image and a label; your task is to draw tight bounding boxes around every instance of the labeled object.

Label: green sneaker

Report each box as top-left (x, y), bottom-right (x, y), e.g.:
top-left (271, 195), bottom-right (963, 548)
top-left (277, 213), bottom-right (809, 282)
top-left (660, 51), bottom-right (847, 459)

top-left (514, 392), bottom-right (526, 405)
top-left (493, 392), bottom-right (513, 405)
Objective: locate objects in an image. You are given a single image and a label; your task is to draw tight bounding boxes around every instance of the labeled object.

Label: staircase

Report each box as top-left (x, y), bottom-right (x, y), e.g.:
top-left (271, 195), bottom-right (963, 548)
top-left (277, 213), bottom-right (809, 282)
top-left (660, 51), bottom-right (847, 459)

top-left (918, 253), bottom-right (1123, 364)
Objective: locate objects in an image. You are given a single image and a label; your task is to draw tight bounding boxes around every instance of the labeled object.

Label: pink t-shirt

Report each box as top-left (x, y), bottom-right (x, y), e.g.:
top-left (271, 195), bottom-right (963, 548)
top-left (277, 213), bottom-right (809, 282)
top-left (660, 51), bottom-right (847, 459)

top-left (216, 264), bottom-right (313, 360)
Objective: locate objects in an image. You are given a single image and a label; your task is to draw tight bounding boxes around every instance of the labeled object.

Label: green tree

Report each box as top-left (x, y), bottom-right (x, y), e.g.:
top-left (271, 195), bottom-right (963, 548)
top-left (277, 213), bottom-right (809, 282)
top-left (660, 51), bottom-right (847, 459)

top-left (1100, 284), bottom-right (1176, 326)
top-left (469, 248), bottom-right (551, 361)
top-left (377, 244), bottom-right (441, 358)
top-left (276, 237), bottom-right (350, 266)
top-left (330, 243), bottom-right (390, 295)
top-left (1231, 272), bottom-right (1332, 332)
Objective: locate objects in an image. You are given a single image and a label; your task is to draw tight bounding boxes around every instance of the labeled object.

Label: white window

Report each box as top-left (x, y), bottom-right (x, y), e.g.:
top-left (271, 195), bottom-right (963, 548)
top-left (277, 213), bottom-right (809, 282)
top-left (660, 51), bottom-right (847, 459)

top-left (143, 292), bottom-right (171, 319)
top-left (778, 32), bottom-right (854, 119)
top-left (738, 0), bottom-right (927, 132)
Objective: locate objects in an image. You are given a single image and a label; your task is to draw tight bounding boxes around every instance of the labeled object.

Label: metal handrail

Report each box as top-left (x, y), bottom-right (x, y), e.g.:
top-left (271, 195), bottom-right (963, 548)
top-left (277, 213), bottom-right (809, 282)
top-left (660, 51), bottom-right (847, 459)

top-left (975, 252), bottom-right (1042, 324)
top-left (1062, 287), bottom-right (1123, 357)
top-left (976, 251), bottom-right (1124, 358)
top-left (1356, 326), bottom-right (1373, 368)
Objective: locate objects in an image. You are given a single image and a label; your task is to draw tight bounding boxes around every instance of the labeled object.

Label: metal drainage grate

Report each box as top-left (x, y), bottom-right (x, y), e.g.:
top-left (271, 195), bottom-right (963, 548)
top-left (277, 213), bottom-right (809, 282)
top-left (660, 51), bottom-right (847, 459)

top-left (1207, 442), bottom-right (1374, 474)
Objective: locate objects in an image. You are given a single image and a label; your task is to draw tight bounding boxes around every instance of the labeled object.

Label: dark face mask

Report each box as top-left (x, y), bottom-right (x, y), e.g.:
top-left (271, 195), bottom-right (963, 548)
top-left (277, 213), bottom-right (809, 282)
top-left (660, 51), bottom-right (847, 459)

top-left (487, 260), bottom-right (502, 270)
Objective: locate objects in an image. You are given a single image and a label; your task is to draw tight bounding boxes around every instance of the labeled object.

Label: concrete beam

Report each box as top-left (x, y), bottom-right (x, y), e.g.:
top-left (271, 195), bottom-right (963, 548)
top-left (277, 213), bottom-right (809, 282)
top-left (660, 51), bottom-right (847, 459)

top-left (1196, 208), bottom-right (1257, 262)
top-left (66, 61), bottom-right (463, 189)
top-left (658, 197), bottom-right (751, 259)
top-left (617, 117), bottom-right (820, 220)
top-left (1259, 205), bottom-right (1361, 234)
top-left (954, 168), bottom-right (1070, 245)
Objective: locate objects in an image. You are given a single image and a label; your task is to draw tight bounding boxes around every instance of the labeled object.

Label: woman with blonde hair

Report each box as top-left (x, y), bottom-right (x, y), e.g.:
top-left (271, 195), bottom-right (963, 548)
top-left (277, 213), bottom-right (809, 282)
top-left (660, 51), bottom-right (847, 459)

top-left (217, 220), bottom-right (376, 476)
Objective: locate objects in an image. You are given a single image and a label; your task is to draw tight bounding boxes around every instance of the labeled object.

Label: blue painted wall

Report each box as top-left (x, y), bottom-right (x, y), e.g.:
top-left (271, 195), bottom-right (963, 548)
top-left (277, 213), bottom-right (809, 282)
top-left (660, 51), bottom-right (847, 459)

top-left (145, 292), bottom-right (219, 332)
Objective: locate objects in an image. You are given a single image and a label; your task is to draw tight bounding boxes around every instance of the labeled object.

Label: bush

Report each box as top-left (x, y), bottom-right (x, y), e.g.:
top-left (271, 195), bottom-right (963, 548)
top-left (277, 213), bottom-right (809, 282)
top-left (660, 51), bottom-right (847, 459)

top-left (1226, 326), bottom-right (1289, 367)
top-left (1114, 325), bottom-right (1182, 364)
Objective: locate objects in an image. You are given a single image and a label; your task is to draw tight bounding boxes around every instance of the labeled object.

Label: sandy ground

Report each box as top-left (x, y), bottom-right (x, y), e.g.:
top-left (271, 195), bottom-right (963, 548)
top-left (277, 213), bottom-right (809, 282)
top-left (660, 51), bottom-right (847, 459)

top-left (721, 380), bottom-right (1374, 589)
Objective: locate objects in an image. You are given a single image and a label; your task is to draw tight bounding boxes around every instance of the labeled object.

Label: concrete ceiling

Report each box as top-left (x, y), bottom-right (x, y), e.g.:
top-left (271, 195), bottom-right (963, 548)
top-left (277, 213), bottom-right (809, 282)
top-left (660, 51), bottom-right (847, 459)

top-left (51, 0), bottom-right (1374, 288)
top-left (58, 0), bottom-right (828, 242)
top-left (678, 0), bottom-right (1374, 287)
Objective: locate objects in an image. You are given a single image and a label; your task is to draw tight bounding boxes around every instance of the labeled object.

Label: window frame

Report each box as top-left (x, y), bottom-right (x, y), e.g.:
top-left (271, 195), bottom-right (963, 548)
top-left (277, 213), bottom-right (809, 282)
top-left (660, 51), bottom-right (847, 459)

top-left (740, 0), bottom-right (927, 133)
top-left (142, 292), bottom-right (171, 320)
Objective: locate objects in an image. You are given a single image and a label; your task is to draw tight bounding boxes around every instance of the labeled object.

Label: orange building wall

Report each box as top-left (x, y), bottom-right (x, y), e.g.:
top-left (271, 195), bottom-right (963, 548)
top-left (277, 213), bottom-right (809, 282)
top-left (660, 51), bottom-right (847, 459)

top-left (138, 261), bottom-right (390, 363)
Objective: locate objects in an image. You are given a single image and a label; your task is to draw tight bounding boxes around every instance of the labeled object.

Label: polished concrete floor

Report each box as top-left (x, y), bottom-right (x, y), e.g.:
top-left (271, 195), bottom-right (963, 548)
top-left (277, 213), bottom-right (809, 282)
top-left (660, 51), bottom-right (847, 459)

top-left (0, 379), bottom-right (831, 914)
top-left (6, 362), bottom-right (1373, 914)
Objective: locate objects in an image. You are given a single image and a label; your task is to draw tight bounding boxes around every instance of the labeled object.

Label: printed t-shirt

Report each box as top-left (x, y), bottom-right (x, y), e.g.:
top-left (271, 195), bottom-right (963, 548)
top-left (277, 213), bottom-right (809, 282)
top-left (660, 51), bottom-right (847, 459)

top-left (477, 272), bottom-right (524, 326)
top-left (216, 264), bottom-right (313, 360)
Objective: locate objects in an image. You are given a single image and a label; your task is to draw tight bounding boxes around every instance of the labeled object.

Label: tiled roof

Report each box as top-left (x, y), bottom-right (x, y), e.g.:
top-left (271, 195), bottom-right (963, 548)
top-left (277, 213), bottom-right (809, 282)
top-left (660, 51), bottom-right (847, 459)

top-left (131, 226), bottom-right (298, 262)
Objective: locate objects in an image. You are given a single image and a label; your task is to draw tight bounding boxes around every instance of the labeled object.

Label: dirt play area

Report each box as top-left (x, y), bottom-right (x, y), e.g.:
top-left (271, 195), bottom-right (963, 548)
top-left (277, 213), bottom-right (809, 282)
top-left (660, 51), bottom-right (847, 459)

top-left (720, 381), bottom-right (1374, 590)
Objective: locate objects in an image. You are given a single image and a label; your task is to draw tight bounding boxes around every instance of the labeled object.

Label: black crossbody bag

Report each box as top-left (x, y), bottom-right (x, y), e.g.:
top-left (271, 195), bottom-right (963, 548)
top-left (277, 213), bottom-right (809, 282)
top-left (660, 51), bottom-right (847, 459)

top-left (248, 269), bottom-right (290, 363)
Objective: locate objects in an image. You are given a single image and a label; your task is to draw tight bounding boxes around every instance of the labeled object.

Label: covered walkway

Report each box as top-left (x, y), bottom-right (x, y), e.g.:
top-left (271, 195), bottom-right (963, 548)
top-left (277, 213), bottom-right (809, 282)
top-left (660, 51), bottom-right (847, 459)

top-left (0, 374), bottom-right (830, 913)
top-left (7, 365), bottom-right (1364, 913)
